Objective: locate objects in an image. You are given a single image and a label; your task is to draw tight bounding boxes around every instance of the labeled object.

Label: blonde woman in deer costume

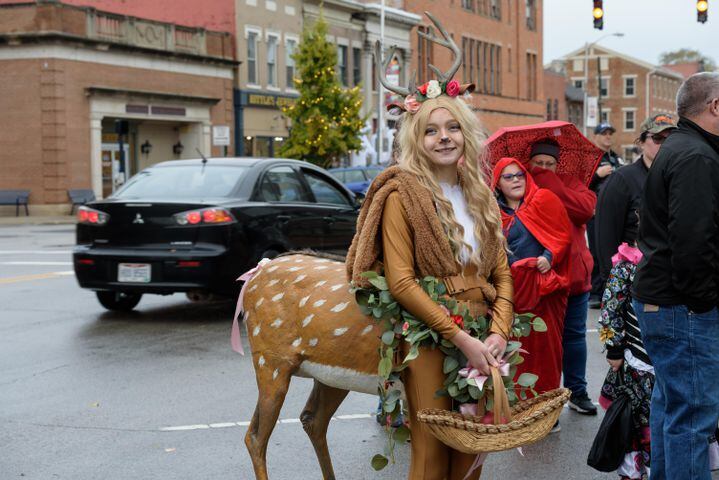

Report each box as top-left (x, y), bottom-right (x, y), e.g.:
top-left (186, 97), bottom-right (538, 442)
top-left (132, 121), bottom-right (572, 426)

top-left (238, 13), bottom-right (511, 480)
top-left (348, 19), bottom-right (514, 480)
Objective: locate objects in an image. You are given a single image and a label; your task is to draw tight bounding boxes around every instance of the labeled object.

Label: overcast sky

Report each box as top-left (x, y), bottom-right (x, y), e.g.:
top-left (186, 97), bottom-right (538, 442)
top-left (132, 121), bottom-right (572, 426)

top-left (543, 0), bottom-right (718, 67)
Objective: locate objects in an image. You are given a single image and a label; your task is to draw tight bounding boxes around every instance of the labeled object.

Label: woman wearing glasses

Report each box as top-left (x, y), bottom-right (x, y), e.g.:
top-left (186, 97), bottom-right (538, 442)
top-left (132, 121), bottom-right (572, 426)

top-left (492, 157), bottom-right (572, 398)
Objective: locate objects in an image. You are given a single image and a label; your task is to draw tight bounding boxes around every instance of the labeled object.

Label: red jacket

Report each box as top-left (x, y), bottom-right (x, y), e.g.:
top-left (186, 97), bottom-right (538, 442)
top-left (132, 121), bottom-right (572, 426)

top-left (530, 167), bottom-right (596, 296)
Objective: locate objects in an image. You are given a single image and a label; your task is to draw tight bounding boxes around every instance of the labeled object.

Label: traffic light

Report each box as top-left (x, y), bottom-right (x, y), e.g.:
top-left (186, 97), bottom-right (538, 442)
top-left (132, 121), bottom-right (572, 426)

top-left (697, 0), bottom-right (708, 23)
top-left (593, 0), bottom-right (604, 30)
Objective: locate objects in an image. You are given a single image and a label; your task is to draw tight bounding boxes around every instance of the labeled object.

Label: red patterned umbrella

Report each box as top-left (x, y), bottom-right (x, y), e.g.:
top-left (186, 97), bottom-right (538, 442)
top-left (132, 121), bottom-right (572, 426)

top-left (484, 121), bottom-right (603, 187)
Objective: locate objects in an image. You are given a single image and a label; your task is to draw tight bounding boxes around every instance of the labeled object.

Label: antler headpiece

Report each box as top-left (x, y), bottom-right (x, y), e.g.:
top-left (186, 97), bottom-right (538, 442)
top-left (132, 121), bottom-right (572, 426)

top-left (376, 11), bottom-right (475, 114)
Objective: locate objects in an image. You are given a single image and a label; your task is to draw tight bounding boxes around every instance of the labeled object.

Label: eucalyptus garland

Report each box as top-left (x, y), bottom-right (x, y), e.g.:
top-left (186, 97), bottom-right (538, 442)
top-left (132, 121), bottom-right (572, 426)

top-left (351, 271), bottom-right (547, 471)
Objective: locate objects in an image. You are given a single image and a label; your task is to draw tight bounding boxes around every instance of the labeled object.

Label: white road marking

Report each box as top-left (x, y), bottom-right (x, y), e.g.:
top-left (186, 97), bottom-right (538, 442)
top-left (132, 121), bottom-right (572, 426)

top-left (159, 414), bottom-right (374, 432)
top-left (0, 250), bottom-right (72, 255)
top-left (0, 261), bottom-right (73, 266)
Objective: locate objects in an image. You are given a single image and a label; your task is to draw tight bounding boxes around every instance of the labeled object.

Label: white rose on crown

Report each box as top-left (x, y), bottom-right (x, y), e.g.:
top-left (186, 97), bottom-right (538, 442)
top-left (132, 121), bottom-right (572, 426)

top-left (426, 80), bottom-right (442, 99)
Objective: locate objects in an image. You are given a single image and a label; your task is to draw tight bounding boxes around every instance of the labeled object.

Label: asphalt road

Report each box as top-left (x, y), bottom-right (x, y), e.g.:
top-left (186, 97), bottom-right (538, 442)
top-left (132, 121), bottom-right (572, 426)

top-left (0, 223), bottom-right (706, 480)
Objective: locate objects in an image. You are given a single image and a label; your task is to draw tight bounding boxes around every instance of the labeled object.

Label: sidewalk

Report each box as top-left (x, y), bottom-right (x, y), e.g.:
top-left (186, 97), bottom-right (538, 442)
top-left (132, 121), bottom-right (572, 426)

top-left (0, 215), bottom-right (76, 226)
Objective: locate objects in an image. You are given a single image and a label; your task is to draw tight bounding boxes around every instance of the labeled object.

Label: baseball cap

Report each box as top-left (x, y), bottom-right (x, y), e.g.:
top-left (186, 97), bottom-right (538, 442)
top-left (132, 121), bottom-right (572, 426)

top-left (594, 123), bottom-right (616, 135)
top-left (639, 113), bottom-right (677, 135)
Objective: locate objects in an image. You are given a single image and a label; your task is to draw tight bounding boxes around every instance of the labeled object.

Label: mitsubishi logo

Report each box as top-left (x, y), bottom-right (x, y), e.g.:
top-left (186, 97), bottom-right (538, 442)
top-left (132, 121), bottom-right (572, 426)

top-left (132, 213), bottom-right (145, 224)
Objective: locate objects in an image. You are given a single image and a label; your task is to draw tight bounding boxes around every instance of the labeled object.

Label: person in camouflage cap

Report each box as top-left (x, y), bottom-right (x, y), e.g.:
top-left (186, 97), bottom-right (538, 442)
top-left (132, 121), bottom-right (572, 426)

top-left (594, 113), bottom-right (678, 293)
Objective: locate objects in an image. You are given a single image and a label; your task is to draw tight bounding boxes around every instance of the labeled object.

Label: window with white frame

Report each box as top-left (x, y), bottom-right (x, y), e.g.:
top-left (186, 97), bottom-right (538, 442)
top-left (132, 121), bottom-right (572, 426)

top-left (600, 109), bottom-right (610, 124)
top-left (624, 109), bottom-right (636, 131)
top-left (573, 59), bottom-right (583, 72)
top-left (337, 45), bottom-right (348, 86)
top-left (573, 78), bottom-right (585, 89)
top-left (285, 38), bottom-right (297, 89)
top-left (624, 76), bottom-right (636, 97)
top-left (246, 29), bottom-right (259, 85)
top-left (599, 76), bottom-right (610, 98)
top-left (600, 57), bottom-right (609, 71)
top-left (267, 34), bottom-right (278, 87)
top-left (352, 47), bottom-right (362, 86)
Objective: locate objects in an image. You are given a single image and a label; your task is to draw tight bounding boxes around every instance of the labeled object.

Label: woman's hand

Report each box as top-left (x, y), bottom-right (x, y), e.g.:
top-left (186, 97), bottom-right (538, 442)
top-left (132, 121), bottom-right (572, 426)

top-left (607, 358), bottom-right (623, 372)
top-left (484, 333), bottom-right (508, 362)
top-left (536, 256), bottom-right (551, 273)
top-left (450, 330), bottom-right (498, 375)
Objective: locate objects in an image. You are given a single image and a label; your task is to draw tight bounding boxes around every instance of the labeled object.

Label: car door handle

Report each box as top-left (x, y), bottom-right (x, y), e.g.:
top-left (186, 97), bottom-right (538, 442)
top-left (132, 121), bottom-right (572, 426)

top-left (322, 216), bottom-right (335, 223)
top-left (276, 215), bottom-right (291, 223)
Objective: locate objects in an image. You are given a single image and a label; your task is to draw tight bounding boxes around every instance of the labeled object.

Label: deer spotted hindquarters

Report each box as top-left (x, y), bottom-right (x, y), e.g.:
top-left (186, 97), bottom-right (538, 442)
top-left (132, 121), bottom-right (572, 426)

top-left (242, 253), bottom-right (381, 480)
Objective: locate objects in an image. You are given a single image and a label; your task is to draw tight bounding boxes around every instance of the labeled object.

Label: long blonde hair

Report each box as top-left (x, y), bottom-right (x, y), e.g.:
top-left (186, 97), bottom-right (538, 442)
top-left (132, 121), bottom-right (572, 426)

top-left (397, 96), bottom-right (504, 271)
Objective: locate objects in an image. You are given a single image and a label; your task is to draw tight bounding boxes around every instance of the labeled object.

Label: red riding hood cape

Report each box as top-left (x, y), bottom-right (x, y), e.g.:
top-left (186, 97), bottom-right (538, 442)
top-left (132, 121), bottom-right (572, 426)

top-left (492, 157), bottom-right (573, 393)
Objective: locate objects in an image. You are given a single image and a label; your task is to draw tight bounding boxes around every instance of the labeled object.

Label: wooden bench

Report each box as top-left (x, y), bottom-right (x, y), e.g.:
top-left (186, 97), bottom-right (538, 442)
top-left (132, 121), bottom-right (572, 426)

top-left (68, 189), bottom-right (97, 214)
top-left (0, 190), bottom-right (30, 216)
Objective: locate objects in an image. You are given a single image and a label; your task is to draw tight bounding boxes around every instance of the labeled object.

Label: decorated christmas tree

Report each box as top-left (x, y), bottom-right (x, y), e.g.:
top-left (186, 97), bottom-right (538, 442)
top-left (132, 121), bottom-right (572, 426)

top-left (279, 12), bottom-right (364, 168)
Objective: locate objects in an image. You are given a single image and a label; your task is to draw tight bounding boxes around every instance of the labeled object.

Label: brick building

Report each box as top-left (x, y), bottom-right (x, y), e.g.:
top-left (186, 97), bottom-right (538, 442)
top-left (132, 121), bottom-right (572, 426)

top-left (543, 67), bottom-right (583, 128)
top-left (402, 0), bottom-right (545, 134)
top-left (0, 1), bottom-right (236, 213)
top-left (560, 45), bottom-right (684, 162)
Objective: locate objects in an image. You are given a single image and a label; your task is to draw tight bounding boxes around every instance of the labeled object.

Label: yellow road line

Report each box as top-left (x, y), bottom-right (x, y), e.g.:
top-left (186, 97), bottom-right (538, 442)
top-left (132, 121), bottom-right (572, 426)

top-left (0, 271), bottom-right (74, 285)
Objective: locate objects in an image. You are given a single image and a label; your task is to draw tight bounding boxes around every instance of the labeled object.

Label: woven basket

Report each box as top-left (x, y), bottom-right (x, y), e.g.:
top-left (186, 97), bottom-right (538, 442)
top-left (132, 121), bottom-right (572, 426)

top-left (417, 367), bottom-right (570, 454)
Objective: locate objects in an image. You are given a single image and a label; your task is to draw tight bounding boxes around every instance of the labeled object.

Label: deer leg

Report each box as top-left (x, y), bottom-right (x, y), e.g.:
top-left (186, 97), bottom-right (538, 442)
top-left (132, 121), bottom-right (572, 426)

top-left (245, 361), bottom-right (293, 480)
top-left (300, 380), bottom-right (349, 480)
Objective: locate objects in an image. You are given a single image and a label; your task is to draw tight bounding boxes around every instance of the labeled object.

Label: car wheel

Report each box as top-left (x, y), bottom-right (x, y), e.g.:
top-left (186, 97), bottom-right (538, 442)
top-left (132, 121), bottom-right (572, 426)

top-left (96, 291), bottom-right (142, 311)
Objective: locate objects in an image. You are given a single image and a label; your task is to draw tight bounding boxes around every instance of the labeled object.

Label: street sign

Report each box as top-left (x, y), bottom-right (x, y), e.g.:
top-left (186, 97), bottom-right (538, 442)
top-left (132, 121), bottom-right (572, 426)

top-left (212, 125), bottom-right (230, 146)
top-left (586, 97), bottom-right (599, 128)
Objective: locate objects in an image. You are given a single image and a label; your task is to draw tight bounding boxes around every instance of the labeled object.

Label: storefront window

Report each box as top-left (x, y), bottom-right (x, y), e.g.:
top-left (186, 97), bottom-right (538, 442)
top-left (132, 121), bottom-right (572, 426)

top-left (255, 137), bottom-right (271, 157)
top-left (272, 137), bottom-right (285, 157)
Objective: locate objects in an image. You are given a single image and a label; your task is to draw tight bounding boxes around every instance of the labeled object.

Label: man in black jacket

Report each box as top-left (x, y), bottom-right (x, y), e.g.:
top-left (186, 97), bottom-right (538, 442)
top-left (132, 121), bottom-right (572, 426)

top-left (633, 72), bottom-right (719, 479)
top-left (588, 123), bottom-right (623, 307)
top-left (594, 114), bottom-right (677, 291)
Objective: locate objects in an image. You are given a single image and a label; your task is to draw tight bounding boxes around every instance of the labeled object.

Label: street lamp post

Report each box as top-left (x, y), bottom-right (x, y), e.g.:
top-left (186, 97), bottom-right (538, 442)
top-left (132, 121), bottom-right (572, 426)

top-left (582, 32), bottom-right (624, 136)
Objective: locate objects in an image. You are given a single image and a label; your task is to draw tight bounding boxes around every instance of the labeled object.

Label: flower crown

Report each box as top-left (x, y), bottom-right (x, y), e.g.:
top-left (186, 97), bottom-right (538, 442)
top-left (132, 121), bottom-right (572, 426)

top-left (376, 12), bottom-right (475, 116)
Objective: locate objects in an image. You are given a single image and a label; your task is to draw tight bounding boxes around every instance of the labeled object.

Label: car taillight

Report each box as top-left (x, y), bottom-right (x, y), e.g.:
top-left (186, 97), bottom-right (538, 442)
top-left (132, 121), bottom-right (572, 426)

top-left (77, 206), bottom-right (109, 225)
top-left (174, 208), bottom-right (234, 226)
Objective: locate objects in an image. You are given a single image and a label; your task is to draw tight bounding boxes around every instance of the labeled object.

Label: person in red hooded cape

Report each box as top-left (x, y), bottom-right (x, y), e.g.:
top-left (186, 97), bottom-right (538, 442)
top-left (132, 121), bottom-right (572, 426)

top-left (491, 157), bottom-right (572, 395)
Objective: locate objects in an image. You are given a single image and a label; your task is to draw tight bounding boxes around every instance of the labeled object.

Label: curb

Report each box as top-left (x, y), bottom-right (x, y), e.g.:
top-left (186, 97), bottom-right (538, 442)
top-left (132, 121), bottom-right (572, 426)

top-left (0, 216), bottom-right (77, 226)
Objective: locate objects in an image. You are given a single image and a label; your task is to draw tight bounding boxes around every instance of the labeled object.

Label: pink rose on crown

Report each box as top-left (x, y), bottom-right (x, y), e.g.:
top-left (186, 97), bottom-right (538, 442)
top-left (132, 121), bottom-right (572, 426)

top-left (445, 80), bottom-right (460, 97)
top-left (403, 95), bottom-right (421, 114)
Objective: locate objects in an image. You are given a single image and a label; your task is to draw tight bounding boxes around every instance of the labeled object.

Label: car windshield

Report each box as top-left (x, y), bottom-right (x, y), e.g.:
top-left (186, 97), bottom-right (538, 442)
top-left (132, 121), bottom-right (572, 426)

top-left (114, 165), bottom-right (248, 199)
top-left (344, 170), bottom-right (367, 183)
top-left (366, 168), bottom-right (383, 179)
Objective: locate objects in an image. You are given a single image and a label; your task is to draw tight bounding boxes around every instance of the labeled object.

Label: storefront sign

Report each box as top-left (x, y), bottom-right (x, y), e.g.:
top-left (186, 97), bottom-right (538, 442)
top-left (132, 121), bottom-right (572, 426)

top-left (213, 125), bottom-right (231, 146)
top-left (242, 91), bottom-right (297, 109)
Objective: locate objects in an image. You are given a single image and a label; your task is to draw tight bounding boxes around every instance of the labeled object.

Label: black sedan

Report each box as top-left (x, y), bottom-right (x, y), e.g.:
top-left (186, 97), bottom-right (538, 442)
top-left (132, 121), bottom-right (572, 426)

top-left (73, 158), bottom-right (359, 311)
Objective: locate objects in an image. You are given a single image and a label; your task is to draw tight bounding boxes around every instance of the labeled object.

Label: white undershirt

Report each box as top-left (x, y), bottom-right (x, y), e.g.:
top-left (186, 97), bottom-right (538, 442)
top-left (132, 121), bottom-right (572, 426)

top-left (440, 182), bottom-right (479, 265)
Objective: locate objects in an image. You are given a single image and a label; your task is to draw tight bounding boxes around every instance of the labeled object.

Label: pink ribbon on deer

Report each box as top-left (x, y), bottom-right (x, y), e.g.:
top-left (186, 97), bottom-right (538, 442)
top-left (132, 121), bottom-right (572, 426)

top-left (231, 258), bottom-right (271, 355)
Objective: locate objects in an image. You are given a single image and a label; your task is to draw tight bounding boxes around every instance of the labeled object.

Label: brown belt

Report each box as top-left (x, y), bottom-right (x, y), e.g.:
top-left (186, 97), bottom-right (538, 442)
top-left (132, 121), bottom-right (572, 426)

top-left (442, 273), bottom-right (497, 303)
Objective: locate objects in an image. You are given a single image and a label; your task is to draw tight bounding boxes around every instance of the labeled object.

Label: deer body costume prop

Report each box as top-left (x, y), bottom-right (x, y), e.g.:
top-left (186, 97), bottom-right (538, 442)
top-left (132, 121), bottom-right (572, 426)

top-left (241, 12), bottom-right (472, 480)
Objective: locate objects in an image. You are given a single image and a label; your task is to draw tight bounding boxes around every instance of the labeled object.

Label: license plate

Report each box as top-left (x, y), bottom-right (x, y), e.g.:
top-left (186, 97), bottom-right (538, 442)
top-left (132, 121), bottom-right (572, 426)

top-left (118, 263), bottom-right (151, 283)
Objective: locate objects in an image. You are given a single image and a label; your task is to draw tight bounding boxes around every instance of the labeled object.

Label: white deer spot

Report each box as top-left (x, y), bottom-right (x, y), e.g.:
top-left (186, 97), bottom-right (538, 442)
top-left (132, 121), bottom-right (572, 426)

top-left (315, 280), bottom-right (327, 287)
top-left (267, 265), bottom-right (279, 272)
top-left (308, 338), bottom-right (319, 347)
top-left (299, 295), bottom-right (310, 307)
top-left (293, 274), bottom-right (307, 284)
top-left (300, 350), bottom-right (306, 355)
top-left (292, 337), bottom-right (302, 347)
top-left (288, 266), bottom-right (302, 272)
top-left (334, 327), bottom-right (349, 336)
top-left (302, 314), bottom-right (314, 327)
top-left (313, 299), bottom-right (326, 308)
top-left (272, 292), bottom-right (284, 302)
top-left (277, 257), bottom-right (291, 263)
top-left (255, 297), bottom-right (265, 308)
top-left (271, 318), bottom-right (283, 328)
top-left (295, 258), bottom-right (304, 263)
top-left (361, 325), bottom-right (374, 336)
top-left (249, 283), bottom-right (258, 292)
top-left (267, 279), bottom-right (280, 287)
top-left (258, 355), bottom-right (265, 367)
top-left (314, 266), bottom-right (329, 270)
top-left (315, 258), bottom-right (331, 263)
top-left (330, 284), bottom-right (345, 291)
top-left (252, 325), bottom-right (261, 336)
top-left (330, 302), bottom-right (349, 313)
top-left (272, 369), bottom-right (279, 380)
